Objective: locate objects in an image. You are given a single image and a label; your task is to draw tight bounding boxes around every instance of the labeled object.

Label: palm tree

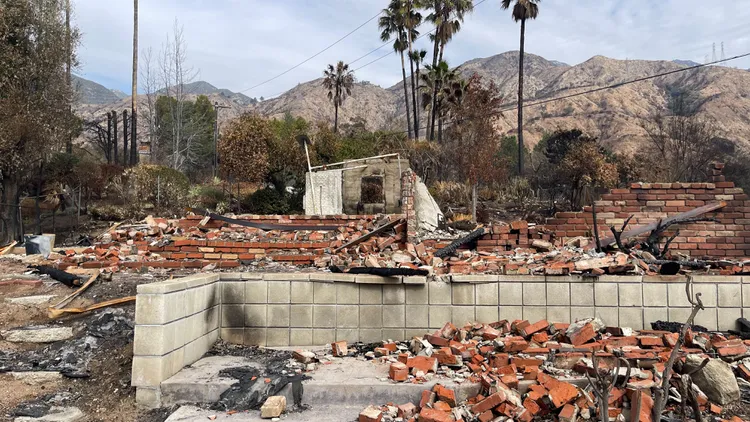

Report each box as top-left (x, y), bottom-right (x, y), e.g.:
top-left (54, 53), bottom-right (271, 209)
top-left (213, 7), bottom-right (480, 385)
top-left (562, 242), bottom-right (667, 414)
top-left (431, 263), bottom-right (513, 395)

top-left (404, 1), bottom-right (422, 139)
top-left (423, 0), bottom-right (473, 140)
top-left (322, 61), bottom-right (355, 133)
top-left (379, 0), bottom-right (414, 139)
top-left (131, 0), bottom-right (138, 166)
top-left (501, 0), bottom-right (540, 176)
top-left (419, 60), bottom-right (462, 142)
top-left (65, 0), bottom-right (72, 154)
top-left (409, 49), bottom-right (427, 135)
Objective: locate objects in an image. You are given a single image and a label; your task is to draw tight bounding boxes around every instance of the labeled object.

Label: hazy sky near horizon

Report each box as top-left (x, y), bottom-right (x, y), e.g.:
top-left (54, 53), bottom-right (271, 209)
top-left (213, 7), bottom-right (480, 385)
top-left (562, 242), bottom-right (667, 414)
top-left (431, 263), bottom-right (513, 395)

top-left (73, 0), bottom-right (750, 97)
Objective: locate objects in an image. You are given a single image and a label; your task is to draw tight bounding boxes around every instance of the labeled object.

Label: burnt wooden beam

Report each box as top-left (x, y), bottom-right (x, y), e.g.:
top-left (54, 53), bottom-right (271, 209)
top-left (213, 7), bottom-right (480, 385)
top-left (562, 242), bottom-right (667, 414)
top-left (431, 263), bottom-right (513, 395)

top-left (599, 201), bottom-right (726, 247)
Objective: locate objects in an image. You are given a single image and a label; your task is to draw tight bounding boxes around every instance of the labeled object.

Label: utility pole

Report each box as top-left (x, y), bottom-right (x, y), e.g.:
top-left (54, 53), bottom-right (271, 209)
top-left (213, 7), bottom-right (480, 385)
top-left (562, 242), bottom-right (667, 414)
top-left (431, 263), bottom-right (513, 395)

top-left (213, 102), bottom-right (230, 179)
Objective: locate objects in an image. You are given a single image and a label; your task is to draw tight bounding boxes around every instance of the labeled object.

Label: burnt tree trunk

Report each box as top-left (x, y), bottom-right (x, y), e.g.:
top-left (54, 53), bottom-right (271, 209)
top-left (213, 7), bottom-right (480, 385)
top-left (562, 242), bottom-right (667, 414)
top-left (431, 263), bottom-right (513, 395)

top-left (112, 110), bottom-right (119, 165)
top-left (1, 177), bottom-right (22, 244)
top-left (123, 110), bottom-right (129, 167)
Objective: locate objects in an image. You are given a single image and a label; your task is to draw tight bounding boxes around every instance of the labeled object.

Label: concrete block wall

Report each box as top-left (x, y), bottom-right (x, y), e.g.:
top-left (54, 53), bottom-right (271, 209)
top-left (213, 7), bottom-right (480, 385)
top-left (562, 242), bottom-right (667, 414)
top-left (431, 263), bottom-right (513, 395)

top-left (131, 274), bottom-right (221, 408)
top-left (216, 274), bottom-right (750, 347)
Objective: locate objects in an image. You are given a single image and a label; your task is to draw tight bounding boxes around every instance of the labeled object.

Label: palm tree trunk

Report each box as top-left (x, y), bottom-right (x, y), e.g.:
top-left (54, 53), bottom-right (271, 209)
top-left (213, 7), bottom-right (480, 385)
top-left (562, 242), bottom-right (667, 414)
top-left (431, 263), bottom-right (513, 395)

top-left (334, 104), bottom-right (339, 133)
top-left (517, 17), bottom-right (526, 176)
top-left (408, 57), bottom-right (419, 140)
top-left (439, 40), bottom-right (445, 63)
top-left (415, 61), bottom-right (421, 134)
top-left (131, 0), bottom-right (139, 166)
top-left (400, 51), bottom-right (413, 139)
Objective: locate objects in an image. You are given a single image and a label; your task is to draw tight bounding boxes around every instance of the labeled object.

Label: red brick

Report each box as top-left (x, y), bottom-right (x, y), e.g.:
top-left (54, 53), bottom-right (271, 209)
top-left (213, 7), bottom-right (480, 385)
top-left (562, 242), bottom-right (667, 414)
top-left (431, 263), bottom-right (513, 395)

top-left (433, 384), bottom-right (456, 407)
top-left (418, 408), bottom-right (452, 422)
top-left (433, 401), bottom-right (451, 412)
top-left (407, 356), bottom-right (438, 374)
top-left (717, 345), bottom-right (749, 357)
top-left (638, 336), bottom-right (664, 347)
top-left (548, 379), bottom-right (579, 408)
top-left (521, 320), bottom-right (549, 337)
top-left (472, 392), bottom-right (506, 414)
top-left (568, 323), bottom-right (596, 346)
top-left (523, 397), bottom-right (541, 415)
top-left (389, 362), bottom-right (408, 382)
top-left (477, 410), bottom-right (494, 422)
top-left (420, 390), bottom-right (436, 408)
top-left (559, 404), bottom-right (577, 422)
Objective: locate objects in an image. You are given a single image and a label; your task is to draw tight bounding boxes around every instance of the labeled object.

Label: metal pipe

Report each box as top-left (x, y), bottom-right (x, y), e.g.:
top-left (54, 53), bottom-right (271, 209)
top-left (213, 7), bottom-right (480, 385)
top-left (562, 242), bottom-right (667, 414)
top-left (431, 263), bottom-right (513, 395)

top-left (304, 142), bottom-right (317, 214)
top-left (309, 153), bottom-right (400, 170)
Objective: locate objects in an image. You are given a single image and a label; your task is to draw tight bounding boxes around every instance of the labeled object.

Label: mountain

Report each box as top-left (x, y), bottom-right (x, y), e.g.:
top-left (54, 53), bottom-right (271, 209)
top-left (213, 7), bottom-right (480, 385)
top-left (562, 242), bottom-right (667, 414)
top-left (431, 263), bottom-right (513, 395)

top-left (72, 75), bottom-right (125, 104)
top-left (111, 89), bottom-right (128, 100)
top-left (254, 52), bottom-right (750, 153)
top-left (75, 52), bottom-right (750, 153)
top-left (159, 81), bottom-right (259, 106)
top-left (673, 59), bottom-right (702, 67)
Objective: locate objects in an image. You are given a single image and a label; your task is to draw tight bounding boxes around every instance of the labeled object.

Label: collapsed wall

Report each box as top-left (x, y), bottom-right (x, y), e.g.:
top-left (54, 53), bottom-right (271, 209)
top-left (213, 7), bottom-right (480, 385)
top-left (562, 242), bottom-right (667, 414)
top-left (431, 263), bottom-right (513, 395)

top-left (546, 164), bottom-right (750, 259)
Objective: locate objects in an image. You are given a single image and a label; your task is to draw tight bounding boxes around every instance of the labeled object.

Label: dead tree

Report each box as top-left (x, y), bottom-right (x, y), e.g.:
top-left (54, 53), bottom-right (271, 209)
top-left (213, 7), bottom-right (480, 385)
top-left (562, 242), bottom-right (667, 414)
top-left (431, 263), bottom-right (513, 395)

top-left (123, 109), bottom-right (129, 167)
top-left (652, 278), bottom-right (705, 421)
top-left (609, 215), bottom-right (717, 258)
top-left (675, 358), bottom-right (710, 422)
top-left (585, 354), bottom-right (630, 422)
top-left (112, 110), bottom-right (119, 165)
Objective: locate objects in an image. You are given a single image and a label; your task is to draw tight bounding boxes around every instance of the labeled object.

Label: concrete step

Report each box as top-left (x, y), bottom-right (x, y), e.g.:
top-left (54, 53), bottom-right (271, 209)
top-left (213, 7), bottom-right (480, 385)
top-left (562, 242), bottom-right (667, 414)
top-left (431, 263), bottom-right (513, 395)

top-left (161, 355), bottom-right (481, 409)
top-left (161, 356), bottom-right (263, 406)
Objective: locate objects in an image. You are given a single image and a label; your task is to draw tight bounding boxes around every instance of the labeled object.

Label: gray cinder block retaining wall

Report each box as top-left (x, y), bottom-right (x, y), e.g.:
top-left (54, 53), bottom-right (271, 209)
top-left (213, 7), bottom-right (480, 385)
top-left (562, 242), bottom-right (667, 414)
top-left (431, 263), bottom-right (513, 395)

top-left (132, 273), bottom-right (749, 407)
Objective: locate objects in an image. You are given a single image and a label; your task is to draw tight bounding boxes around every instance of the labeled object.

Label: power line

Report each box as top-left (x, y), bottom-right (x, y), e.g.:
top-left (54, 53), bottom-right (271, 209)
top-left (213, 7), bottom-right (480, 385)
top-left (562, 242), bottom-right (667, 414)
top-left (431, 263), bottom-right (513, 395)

top-left (237, 10), bottom-right (383, 94)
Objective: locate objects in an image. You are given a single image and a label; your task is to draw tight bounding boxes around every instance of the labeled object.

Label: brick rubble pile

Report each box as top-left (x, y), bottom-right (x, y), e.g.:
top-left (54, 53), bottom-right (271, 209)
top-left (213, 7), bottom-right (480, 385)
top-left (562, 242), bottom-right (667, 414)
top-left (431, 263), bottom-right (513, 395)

top-left (48, 213), bottom-right (750, 276)
top-left (347, 319), bottom-right (750, 422)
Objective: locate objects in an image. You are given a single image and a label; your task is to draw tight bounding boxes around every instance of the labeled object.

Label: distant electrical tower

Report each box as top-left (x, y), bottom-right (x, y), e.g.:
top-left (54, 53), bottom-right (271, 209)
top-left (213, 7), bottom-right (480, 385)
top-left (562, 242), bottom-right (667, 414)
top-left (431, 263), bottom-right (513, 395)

top-left (704, 54), bottom-right (709, 64)
top-left (712, 43), bottom-right (717, 62)
top-left (721, 42), bottom-right (726, 65)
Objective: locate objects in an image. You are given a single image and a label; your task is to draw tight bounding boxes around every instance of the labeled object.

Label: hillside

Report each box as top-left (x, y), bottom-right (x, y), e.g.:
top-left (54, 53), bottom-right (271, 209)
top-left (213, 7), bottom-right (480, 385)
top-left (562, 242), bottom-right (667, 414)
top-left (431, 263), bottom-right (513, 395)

top-left (72, 75), bottom-right (125, 104)
top-left (76, 52), bottom-right (750, 152)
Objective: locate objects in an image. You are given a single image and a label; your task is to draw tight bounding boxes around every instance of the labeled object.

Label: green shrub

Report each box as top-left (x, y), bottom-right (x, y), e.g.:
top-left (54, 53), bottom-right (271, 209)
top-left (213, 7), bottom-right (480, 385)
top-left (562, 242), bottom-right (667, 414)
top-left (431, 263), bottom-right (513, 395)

top-left (243, 187), bottom-right (291, 215)
top-left (128, 165), bottom-right (190, 212)
top-left (190, 185), bottom-right (228, 210)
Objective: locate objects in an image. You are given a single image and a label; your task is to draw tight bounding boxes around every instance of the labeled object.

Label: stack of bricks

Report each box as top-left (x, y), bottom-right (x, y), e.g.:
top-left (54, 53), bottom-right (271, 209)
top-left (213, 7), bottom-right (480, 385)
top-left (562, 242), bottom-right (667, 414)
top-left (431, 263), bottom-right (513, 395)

top-left (546, 164), bottom-right (750, 259)
top-left (474, 222), bottom-right (554, 253)
top-left (401, 168), bottom-right (418, 244)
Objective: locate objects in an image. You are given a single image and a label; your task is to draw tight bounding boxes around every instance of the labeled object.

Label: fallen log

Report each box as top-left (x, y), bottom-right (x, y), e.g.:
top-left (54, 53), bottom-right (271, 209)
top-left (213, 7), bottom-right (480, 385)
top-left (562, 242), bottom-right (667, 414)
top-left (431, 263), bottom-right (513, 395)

top-left (31, 265), bottom-right (83, 287)
top-left (49, 273), bottom-right (99, 311)
top-left (0, 241), bottom-right (18, 255)
top-left (48, 296), bottom-right (135, 318)
top-left (600, 202), bottom-right (726, 247)
top-left (434, 227), bottom-right (485, 258)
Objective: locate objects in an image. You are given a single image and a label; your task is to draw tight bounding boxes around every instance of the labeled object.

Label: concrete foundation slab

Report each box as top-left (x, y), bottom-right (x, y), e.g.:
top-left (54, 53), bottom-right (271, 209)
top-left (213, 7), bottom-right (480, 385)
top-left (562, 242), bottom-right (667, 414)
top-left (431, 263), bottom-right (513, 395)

top-left (161, 356), bottom-right (262, 406)
top-left (14, 407), bottom-right (84, 422)
top-left (165, 405), bottom-right (364, 422)
top-left (5, 295), bottom-right (56, 305)
top-left (1, 327), bottom-right (74, 343)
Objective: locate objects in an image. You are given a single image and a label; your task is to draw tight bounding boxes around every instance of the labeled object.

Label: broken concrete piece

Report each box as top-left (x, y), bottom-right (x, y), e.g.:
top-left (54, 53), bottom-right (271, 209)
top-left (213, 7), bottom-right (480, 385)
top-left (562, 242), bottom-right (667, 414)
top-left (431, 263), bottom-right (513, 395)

top-left (260, 396), bottom-right (286, 419)
top-left (5, 295), bottom-right (56, 305)
top-left (358, 405), bottom-right (383, 422)
top-left (10, 371), bottom-right (62, 385)
top-left (685, 355), bottom-right (740, 405)
top-left (14, 406), bottom-right (84, 422)
top-left (1, 326), bottom-right (73, 343)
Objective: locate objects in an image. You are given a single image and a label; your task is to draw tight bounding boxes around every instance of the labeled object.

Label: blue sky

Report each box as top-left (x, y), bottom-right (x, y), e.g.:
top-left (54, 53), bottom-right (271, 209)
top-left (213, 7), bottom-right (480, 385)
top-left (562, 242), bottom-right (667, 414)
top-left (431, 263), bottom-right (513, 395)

top-left (72, 0), bottom-right (750, 98)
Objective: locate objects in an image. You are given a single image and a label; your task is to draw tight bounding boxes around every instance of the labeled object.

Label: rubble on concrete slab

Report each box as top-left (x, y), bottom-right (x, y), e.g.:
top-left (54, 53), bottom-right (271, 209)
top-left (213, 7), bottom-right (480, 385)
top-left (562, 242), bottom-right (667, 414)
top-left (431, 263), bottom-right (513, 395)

top-left (348, 319), bottom-right (750, 422)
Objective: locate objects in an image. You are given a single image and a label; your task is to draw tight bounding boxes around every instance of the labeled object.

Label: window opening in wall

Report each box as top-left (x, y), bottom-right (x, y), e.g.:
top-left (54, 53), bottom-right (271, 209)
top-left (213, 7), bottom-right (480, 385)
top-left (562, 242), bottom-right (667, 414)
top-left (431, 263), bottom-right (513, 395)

top-left (361, 176), bottom-right (384, 204)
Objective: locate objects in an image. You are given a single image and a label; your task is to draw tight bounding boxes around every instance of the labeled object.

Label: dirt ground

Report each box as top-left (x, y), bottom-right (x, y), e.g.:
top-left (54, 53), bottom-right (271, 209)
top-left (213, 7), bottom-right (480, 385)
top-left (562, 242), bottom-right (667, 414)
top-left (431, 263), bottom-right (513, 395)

top-left (0, 257), bottom-right (171, 422)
